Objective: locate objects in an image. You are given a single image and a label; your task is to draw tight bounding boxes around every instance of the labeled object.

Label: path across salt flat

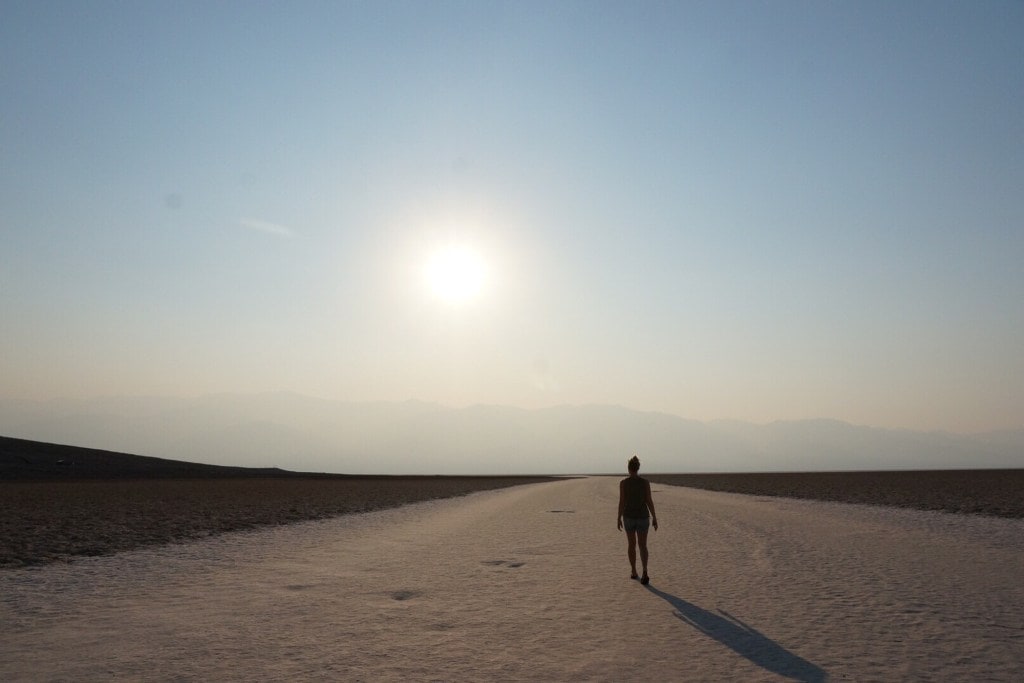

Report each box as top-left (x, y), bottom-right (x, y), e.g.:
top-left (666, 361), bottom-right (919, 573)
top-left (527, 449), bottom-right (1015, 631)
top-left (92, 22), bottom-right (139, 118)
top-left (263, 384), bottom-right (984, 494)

top-left (3, 477), bottom-right (1022, 681)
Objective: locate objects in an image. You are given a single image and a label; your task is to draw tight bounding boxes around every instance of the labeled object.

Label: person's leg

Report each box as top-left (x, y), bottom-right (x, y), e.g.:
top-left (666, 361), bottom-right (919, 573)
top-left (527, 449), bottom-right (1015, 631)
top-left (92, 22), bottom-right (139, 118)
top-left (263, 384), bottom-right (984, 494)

top-left (637, 530), bottom-right (649, 583)
top-left (626, 529), bottom-right (638, 578)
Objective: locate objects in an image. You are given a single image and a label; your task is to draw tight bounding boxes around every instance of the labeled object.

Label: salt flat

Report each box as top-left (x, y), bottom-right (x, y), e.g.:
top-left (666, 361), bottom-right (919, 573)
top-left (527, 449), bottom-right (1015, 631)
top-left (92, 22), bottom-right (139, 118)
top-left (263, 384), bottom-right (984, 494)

top-left (2, 477), bottom-right (1022, 681)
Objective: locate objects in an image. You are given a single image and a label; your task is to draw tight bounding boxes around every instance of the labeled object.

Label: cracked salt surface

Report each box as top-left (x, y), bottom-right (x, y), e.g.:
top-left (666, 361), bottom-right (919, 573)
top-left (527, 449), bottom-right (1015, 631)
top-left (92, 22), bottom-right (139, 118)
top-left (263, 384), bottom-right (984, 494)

top-left (3, 478), bottom-right (1022, 681)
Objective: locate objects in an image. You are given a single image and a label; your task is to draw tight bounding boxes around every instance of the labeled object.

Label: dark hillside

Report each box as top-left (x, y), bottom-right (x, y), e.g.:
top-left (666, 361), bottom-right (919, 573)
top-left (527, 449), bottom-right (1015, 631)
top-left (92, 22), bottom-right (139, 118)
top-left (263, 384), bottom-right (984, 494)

top-left (0, 435), bottom-right (312, 480)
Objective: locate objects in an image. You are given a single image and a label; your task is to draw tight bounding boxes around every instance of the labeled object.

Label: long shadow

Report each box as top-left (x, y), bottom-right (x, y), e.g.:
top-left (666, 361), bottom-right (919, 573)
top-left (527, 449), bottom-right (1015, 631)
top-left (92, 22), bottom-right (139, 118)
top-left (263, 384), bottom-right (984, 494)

top-left (645, 585), bottom-right (827, 683)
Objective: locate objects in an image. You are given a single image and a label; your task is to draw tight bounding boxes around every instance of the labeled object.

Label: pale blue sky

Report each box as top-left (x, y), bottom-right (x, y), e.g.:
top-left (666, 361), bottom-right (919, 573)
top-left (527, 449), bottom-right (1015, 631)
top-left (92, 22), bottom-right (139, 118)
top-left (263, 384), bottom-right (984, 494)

top-left (3, 1), bottom-right (1022, 433)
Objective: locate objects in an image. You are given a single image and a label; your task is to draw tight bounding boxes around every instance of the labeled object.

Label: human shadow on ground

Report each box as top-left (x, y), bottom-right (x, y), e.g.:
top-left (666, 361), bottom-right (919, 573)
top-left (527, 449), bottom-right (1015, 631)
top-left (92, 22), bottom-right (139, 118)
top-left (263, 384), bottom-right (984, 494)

top-left (645, 586), bottom-right (827, 683)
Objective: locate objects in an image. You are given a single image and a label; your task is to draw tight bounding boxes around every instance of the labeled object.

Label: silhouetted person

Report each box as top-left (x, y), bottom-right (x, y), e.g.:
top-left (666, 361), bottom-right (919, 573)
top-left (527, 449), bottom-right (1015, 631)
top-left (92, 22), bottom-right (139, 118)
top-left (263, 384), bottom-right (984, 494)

top-left (617, 454), bottom-right (658, 584)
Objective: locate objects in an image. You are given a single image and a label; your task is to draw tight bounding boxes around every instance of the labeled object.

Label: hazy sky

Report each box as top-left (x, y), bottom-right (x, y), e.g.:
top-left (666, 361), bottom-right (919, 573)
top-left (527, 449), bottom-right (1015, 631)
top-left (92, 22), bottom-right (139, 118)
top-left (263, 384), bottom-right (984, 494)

top-left (3, 1), bottom-right (1022, 434)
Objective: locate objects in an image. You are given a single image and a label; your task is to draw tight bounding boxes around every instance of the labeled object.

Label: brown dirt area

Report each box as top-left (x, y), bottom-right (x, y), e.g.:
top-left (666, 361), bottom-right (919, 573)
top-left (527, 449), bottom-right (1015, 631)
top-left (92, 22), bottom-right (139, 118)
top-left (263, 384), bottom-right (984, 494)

top-left (647, 470), bottom-right (1024, 519)
top-left (0, 477), bottom-right (557, 568)
top-left (0, 436), bottom-right (556, 568)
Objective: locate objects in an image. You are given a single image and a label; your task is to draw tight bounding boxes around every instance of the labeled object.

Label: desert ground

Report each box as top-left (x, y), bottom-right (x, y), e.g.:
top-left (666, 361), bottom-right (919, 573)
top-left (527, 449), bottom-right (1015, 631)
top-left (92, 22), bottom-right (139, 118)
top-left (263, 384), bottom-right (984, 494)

top-left (3, 436), bottom-right (1021, 569)
top-left (2, 476), bottom-right (1022, 681)
top-left (0, 436), bottom-right (556, 568)
top-left (646, 469), bottom-right (1024, 518)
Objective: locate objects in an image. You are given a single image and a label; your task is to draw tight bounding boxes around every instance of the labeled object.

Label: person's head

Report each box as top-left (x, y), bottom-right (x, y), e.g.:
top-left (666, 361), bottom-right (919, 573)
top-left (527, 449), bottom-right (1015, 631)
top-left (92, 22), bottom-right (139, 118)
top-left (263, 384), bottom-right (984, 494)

top-left (627, 455), bottom-right (640, 473)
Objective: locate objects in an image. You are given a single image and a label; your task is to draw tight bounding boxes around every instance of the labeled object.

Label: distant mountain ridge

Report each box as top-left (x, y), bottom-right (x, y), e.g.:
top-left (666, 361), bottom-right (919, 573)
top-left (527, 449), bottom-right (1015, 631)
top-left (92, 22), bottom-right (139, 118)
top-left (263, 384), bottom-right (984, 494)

top-left (1, 393), bottom-right (1021, 475)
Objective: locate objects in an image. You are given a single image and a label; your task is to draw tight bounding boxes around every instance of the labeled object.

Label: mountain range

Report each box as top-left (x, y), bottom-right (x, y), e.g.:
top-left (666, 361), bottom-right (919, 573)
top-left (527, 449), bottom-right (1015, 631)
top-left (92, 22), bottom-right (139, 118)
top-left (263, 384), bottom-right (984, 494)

top-left (1, 393), bottom-right (1020, 475)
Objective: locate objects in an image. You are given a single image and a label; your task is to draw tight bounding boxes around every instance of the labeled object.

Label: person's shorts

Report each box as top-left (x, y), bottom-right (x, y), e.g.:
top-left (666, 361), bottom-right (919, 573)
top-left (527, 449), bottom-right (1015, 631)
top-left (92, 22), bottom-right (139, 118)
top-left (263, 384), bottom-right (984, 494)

top-left (622, 516), bottom-right (650, 533)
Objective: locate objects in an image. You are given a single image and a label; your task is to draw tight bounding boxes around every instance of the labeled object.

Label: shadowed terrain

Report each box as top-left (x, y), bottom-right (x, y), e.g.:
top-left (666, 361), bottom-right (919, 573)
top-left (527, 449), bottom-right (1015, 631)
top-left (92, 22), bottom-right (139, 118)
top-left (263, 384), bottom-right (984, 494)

top-left (2, 435), bottom-right (342, 480)
top-left (647, 470), bottom-right (1024, 518)
top-left (0, 436), bottom-right (556, 567)
top-left (4, 436), bottom-right (1021, 570)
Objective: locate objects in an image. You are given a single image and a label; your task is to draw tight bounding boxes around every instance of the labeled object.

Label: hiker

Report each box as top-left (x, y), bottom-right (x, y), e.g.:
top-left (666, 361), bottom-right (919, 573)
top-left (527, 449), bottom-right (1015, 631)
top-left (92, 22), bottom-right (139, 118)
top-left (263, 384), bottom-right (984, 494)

top-left (617, 455), bottom-right (658, 584)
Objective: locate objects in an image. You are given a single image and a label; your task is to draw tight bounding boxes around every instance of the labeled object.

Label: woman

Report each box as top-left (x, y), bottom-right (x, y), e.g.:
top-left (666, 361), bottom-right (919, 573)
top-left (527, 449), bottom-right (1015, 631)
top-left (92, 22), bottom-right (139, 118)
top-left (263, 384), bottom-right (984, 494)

top-left (617, 455), bottom-right (658, 585)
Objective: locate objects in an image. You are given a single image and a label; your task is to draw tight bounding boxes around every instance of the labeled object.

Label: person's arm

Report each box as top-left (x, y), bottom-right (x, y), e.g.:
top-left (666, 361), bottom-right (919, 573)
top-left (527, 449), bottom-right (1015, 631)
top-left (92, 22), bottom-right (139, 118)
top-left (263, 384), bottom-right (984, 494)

top-left (617, 479), bottom-right (625, 530)
top-left (645, 479), bottom-right (658, 531)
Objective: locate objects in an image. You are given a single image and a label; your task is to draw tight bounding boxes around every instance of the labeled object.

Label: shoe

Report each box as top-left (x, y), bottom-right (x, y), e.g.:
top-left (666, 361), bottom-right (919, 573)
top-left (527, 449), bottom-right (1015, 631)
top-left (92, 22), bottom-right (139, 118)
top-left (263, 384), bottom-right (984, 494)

top-left (640, 574), bottom-right (649, 586)
top-left (630, 573), bottom-right (639, 580)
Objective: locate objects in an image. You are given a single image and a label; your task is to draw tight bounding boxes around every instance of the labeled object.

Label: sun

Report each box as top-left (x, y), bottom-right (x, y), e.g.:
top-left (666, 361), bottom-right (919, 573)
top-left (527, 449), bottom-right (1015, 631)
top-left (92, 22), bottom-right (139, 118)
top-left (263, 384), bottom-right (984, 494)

top-left (424, 244), bottom-right (487, 305)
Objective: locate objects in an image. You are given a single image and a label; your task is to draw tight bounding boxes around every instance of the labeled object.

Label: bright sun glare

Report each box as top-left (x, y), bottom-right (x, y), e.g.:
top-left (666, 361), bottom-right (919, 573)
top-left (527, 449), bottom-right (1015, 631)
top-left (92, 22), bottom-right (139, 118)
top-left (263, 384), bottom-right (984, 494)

top-left (424, 245), bottom-right (487, 305)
